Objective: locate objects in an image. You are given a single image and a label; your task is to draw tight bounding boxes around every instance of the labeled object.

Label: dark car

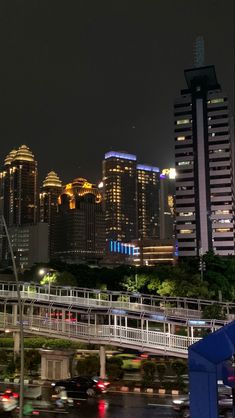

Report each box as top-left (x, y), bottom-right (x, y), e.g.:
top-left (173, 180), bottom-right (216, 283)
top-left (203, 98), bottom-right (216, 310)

top-left (51, 376), bottom-right (108, 398)
top-left (172, 392), bottom-right (233, 417)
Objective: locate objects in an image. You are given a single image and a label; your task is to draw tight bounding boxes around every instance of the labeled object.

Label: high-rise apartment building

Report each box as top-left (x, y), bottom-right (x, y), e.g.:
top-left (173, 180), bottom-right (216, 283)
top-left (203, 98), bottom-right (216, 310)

top-left (174, 65), bottom-right (235, 256)
top-left (52, 178), bottom-right (105, 264)
top-left (137, 164), bottom-right (160, 239)
top-left (103, 151), bottom-right (137, 242)
top-left (159, 168), bottom-right (176, 240)
top-left (0, 145), bottom-right (38, 226)
top-left (40, 170), bottom-right (62, 257)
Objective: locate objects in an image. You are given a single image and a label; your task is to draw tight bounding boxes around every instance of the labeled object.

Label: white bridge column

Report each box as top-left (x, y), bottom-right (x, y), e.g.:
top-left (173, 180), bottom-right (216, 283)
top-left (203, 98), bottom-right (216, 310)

top-left (13, 332), bottom-right (20, 358)
top-left (99, 345), bottom-right (106, 379)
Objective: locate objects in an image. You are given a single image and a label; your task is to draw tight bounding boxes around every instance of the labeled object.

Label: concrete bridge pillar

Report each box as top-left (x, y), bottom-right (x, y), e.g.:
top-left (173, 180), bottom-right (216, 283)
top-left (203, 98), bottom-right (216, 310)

top-left (99, 345), bottom-right (106, 379)
top-left (13, 304), bottom-right (18, 326)
top-left (13, 331), bottom-right (20, 358)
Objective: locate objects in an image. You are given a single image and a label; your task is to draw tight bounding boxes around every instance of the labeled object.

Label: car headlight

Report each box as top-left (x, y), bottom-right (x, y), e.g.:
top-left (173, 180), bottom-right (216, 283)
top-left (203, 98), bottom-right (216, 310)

top-left (172, 399), bottom-right (185, 405)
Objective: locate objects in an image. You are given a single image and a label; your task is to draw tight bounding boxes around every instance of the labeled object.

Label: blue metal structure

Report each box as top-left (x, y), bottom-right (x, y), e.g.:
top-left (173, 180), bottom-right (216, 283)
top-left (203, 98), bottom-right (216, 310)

top-left (189, 320), bottom-right (235, 418)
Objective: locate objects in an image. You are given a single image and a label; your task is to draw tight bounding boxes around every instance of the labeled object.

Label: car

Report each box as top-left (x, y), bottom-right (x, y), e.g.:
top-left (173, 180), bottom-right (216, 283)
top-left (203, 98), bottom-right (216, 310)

top-left (172, 390), bottom-right (232, 417)
top-left (51, 375), bottom-right (109, 398)
top-left (0, 390), bottom-right (18, 413)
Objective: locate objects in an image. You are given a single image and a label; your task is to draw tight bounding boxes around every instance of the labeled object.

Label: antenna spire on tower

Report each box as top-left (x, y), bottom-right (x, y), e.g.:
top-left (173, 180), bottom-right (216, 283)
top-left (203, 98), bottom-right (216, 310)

top-left (194, 36), bottom-right (205, 67)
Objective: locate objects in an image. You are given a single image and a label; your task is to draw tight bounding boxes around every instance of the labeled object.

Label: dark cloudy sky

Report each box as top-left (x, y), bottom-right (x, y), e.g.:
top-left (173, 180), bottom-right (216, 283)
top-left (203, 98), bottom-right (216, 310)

top-left (0, 0), bottom-right (233, 184)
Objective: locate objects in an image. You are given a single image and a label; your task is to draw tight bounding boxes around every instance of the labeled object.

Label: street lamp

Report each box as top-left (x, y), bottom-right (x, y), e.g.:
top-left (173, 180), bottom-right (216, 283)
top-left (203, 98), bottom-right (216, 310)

top-left (38, 268), bottom-right (56, 298)
top-left (1, 216), bottom-right (24, 418)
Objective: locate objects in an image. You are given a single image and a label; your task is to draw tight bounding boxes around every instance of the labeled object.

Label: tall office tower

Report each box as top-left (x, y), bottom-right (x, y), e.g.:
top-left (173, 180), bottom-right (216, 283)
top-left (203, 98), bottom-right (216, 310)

top-left (159, 168), bottom-right (176, 240)
top-left (103, 151), bottom-right (137, 242)
top-left (40, 171), bottom-right (62, 257)
top-left (52, 178), bottom-right (105, 264)
top-left (174, 65), bottom-right (235, 256)
top-left (0, 145), bottom-right (38, 226)
top-left (137, 164), bottom-right (160, 239)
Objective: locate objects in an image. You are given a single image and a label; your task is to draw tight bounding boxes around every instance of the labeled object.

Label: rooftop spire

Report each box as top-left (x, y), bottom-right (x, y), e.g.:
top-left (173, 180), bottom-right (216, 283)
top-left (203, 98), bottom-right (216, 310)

top-left (193, 36), bottom-right (205, 68)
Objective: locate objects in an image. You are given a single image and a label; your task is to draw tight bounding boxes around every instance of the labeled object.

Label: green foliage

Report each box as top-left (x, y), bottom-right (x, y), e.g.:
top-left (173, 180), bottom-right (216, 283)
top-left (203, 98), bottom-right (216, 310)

top-left (106, 357), bottom-right (124, 380)
top-left (155, 363), bottom-right (167, 386)
top-left (170, 359), bottom-right (187, 391)
top-left (24, 350), bottom-right (41, 372)
top-left (42, 339), bottom-right (77, 350)
top-left (141, 360), bottom-right (156, 387)
top-left (76, 355), bottom-right (99, 376)
top-left (20, 252), bottom-right (235, 302)
top-left (0, 337), bottom-right (14, 347)
top-left (202, 304), bottom-right (226, 320)
top-left (171, 360), bottom-right (187, 379)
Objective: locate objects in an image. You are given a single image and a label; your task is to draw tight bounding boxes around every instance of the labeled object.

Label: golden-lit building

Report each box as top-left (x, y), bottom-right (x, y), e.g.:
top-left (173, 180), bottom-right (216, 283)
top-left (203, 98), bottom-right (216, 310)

top-left (103, 151), bottom-right (137, 242)
top-left (1, 145), bottom-right (38, 226)
top-left (131, 239), bottom-right (176, 266)
top-left (52, 178), bottom-right (105, 264)
top-left (40, 171), bottom-right (63, 257)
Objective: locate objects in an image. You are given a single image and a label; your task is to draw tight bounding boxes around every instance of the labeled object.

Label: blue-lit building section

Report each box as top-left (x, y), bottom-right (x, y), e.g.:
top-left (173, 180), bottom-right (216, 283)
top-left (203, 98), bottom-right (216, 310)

top-left (109, 240), bottom-right (136, 256)
top-left (104, 151), bottom-right (137, 161)
top-left (137, 164), bottom-right (159, 173)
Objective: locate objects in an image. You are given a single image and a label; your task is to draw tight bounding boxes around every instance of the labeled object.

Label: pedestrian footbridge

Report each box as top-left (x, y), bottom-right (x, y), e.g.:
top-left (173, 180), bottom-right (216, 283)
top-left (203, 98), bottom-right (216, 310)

top-left (0, 282), bottom-right (233, 357)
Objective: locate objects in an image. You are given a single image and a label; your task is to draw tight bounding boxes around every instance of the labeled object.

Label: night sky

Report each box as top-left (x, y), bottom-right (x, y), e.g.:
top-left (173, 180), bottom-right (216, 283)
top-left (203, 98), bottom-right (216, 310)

top-left (0, 0), bottom-right (233, 184)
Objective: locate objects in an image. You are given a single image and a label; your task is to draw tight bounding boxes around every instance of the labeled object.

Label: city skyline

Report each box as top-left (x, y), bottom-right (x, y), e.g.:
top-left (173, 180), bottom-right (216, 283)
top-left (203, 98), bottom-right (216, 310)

top-left (0, 0), bottom-right (233, 183)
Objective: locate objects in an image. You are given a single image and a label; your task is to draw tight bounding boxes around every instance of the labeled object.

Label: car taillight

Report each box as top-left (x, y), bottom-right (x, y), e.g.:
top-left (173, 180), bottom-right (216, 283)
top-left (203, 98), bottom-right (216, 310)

top-left (32, 411), bottom-right (40, 415)
top-left (97, 382), bottom-right (105, 389)
top-left (12, 393), bottom-right (19, 398)
top-left (104, 382), bottom-right (110, 386)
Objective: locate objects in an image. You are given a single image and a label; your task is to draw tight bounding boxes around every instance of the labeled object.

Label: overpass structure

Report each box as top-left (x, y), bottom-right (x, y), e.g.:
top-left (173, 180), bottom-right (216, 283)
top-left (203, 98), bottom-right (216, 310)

top-left (0, 282), bottom-right (233, 358)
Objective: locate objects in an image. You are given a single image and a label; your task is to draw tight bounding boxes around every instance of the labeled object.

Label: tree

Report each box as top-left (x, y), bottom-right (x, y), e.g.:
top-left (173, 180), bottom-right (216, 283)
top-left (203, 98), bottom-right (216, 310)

top-left (155, 363), bottom-right (167, 387)
top-left (202, 304), bottom-right (226, 320)
top-left (106, 357), bottom-right (124, 380)
top-left (24, 350), bottom-right (41, 374)
top-left (76, 355), bottom-right (100, 376)
top-left (171, 359), bottom-right (187, 390)
top-left (141, 360), bottom-right (156, 387)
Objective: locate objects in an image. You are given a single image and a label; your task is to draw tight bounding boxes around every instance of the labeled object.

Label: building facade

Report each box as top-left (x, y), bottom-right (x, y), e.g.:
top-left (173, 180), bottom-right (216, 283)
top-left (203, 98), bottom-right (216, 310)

top-left (159, 168), bottom-right (176, 240)
top-left (8, 223), bottom-right (49, 270)
top-left (52, 178), bottom-right (105, 264)
top-left (0, 145), bottom-right (38, 227)
top-left (103, 151), bottom-right (137, 242)
top-left (137, 164), bottom-right (160, 239)
top-left (174, 65), bottom-right (235, 257)
top-left (40, 171), bottom-right (62, 257)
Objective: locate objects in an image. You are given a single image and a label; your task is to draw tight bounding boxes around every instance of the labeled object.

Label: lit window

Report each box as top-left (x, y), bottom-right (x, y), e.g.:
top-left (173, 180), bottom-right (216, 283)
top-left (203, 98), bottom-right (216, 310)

top-left (210, 98), bottom-right (224, 104)
top-left (176, 119), bottom-right (190, 125)
top-left (177, 136), bottom-right (185, 141)
top-left (178, 161), bottom-right (191, 166)
top-left (179, 212), bottom-right (193, 216)
top-left (215, 228), bottom-right (231, 233)
top-left (179, 229), bottom-right (191, 234)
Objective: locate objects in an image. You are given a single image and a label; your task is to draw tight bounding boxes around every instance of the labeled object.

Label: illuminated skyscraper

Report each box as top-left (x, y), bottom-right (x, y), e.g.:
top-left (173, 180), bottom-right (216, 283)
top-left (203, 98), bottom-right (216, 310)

top-left (1, 145), bottom-right (38, 226)
top-left (175, 65), bottom-right (235, 256)
top-left (137, 164), bottom-right (160, 239)
top-left (159, 168), bottom-right (176, 240)
top-left (103, 151), bottom-right (137, 242)
top-left (52, 178), bottom-right (105, 264)
top-left (40, 170), bottom-right (62, 257)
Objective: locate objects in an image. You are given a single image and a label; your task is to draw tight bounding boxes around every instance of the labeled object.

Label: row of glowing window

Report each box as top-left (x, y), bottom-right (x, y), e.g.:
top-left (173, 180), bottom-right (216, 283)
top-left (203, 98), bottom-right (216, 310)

top-left (179, 210), bottom-right (231, 216)
top-left (179, 228), bottom-right (232, 234)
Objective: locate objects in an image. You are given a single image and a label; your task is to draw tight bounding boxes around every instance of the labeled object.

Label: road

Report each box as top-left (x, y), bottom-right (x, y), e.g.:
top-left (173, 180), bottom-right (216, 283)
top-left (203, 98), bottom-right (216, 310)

top-left (59, 393), bottom-right (177, 418)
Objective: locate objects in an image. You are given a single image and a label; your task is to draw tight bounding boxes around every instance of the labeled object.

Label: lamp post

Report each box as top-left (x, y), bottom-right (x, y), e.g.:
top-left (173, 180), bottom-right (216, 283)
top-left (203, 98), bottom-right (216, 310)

top-left (1, 216), bottom-right (24, 418)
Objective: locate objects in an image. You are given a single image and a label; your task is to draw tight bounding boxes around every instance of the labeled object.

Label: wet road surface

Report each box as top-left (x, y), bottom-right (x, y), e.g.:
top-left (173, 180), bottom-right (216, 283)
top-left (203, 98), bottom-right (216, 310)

top-left (59, 393), bottom-right (177, 418)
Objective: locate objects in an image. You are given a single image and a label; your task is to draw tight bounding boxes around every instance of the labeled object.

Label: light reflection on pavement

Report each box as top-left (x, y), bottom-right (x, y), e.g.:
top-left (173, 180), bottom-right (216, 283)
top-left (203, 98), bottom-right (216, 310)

top-left (64, 393), bottom-right (177, 418)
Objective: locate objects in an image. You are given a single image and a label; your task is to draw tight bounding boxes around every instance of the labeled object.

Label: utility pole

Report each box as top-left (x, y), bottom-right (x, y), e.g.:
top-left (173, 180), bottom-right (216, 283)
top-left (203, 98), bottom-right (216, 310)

top-left (1, 216), bottom-right (24, 418)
